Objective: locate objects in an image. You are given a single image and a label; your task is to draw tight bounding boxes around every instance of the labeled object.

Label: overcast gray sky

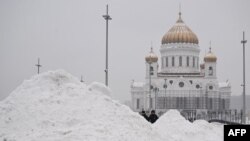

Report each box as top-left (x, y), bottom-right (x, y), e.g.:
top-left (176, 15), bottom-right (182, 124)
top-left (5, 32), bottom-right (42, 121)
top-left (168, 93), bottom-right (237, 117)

top-left (0, 0), bottom-right (250, 102)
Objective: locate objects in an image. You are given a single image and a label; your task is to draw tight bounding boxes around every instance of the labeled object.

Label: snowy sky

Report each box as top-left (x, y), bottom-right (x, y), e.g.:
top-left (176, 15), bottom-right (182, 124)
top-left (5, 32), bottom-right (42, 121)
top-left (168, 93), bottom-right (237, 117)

top-left (0, 0), bottom-right (250, 102)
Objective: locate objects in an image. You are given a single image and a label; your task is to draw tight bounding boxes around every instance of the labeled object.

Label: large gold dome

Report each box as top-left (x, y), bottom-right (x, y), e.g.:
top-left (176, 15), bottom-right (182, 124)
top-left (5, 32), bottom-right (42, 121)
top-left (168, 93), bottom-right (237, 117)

top-left (162, 13), bottom-right (199, 44)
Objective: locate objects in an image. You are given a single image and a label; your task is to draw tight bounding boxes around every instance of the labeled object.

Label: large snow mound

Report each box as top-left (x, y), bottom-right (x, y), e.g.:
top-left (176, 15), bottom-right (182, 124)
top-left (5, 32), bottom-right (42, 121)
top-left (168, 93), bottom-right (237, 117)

top-left (0, 70), bottom-right (163, 141)
top-left (154, 110), bottom-right (223, 141)
top-left (88, 82), bottom-right (112, 97)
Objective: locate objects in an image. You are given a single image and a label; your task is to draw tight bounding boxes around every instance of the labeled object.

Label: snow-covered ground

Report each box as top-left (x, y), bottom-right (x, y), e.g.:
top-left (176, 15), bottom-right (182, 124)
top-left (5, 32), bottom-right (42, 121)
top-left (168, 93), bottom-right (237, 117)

top-left (0, 70), bottom-right (223, 141)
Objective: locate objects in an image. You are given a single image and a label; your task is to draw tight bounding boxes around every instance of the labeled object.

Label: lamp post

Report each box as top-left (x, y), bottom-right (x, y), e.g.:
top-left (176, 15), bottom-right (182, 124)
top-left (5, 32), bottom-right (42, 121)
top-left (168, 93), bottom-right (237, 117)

top-left (163, 79), bottom-right (167, 110)
top-left (103, 5), bottom-right (112, 86)
top-left (154, 87), bottom-right (159, 110)
top-left (149, 62), bottom-right (152, 110)
top-left (199, 85), bottom-right (202, 110)
top-left (35, 58), bottom-right (42, 74)
top-left (241, 31), bottom-right (247, 124)
top-left (145, 47), bottom-right (158, 111)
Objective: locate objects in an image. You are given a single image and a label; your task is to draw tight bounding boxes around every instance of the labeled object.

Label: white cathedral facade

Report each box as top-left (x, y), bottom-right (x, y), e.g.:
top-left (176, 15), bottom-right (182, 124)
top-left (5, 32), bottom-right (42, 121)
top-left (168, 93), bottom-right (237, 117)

top-left (131, 12), bottom-right (231, 117)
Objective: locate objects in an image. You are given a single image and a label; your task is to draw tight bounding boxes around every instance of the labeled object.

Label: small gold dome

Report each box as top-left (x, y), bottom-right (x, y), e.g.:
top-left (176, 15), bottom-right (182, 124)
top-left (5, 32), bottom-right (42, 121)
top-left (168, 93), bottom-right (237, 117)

top-left (162, 13), bottom-right (199, 44)
top-left (204, 48), bottom-right (217, 62)
top-left (145, 48), bottom-right (158, 63)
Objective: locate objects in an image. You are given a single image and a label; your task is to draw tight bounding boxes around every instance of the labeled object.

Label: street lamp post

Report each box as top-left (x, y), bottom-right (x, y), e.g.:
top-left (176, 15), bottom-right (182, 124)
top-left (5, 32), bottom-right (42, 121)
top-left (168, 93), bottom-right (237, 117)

top-left (149, 62), bottom-right (152, 110)
top-left (154, 87), bottom-right (159, 110)
top-left (35, 58), bottom-right (42, 74)
top-left (103, 5), bottom-right (112, 86)
top-left (163, 79), bottom-right (167, 109)
top-left (241, 31), bottom-right (247, 124)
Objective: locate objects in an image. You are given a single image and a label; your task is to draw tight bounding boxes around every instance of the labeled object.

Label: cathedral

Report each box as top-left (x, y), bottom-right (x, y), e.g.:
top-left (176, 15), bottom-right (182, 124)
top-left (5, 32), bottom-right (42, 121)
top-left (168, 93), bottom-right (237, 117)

top-left (131, 11), bottom-right (231, 118)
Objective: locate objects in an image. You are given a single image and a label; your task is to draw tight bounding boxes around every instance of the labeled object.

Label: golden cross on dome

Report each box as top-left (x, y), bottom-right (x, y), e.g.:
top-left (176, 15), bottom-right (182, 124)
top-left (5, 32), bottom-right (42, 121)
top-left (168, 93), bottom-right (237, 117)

top-left (177, 3), bottom-right (183, 23)
top-left (150, 41), bottom-right (153, 53)
top-left (179, 3), bottom-right (182, 17)
top-left (209, 41), bottom-right (212, 53)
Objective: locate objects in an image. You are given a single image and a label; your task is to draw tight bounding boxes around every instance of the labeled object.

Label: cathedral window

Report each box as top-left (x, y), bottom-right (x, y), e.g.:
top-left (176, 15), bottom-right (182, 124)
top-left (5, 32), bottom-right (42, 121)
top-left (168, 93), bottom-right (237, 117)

top-left (169, 80), bottom-right (173, 85)
top-left (136, 99), bottom-right (140, 109)
top-left (187, 56), bottom-right (189, 67)
top-left (166, 57), bottom-right (168, 67)
top-left (197, 57), bottom-right (199, 68)
top-left (189, 80), bottom-right (193, 84)
top-left (179, 56), bottom-right (182, 67)
top-left (209, 86), bottom-right (213, 90)
top-left (179, 82), bottom-right (184, 87)
top-left (193, 56), bottom-right (195, 67)
top-left (209, 66), bottom-right (213, 76)
top-left (172, 56), bottom-right (175, 67)
top-left (150, 66), bottom-right (154, 75)
top-left (161, 58), bottom-right (164, 68)
top-left (196, 84), bottom-right (200, 89)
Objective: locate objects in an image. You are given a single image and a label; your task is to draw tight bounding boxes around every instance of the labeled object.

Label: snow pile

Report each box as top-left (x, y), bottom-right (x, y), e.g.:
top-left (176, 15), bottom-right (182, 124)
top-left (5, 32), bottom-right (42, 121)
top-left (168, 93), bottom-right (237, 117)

top-left (154, 110), bottom-right (223, 141)
top-left (0, 70), bottom-right (163, 141)
top-left (193, 120), bottom-right (223, 140)
top-left (0, 70), bottom-right (224, 141)
top-left (87, 82), bottom-right (112, 97)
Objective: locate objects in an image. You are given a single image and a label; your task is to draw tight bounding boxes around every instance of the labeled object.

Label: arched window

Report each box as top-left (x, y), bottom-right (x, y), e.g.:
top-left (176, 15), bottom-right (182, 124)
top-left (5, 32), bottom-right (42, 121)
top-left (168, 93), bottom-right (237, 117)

top-left (193, 56), bottom-right (195, 67)
top-left (197, 57), bottom-right (199, 68)
top-left (179, 56), bottom-right (182, 67)
top-left (161, 57), bottom-right (164, 68)
top-left (187, 56), bottom-right (189, 67)
top-left (166, 57), bottom-right (168, 67)
top-left (172, 56), bottom-right (175, 67)
top-left (209, 86), bottom-right (213, 90)
top-left (136, 99), bottom-right (140, 109)
top-left (150, 66), bottom-right (154, 75)
top-left (209, 66), bottom-right (213, 76)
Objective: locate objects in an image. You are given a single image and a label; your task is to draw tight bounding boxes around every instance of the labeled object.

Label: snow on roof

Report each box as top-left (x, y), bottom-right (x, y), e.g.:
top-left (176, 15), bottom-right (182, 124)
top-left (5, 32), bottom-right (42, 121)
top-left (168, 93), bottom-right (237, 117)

top-left (131, 81), bottom-right (144, 87)
top-left (219, 82), bottom-right (231, 88)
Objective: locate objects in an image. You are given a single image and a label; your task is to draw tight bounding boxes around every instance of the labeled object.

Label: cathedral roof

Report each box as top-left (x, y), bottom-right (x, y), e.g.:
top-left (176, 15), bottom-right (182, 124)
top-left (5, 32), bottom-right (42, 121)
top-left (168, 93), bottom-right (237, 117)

top-left (161, 12), bottom-right (199, 44)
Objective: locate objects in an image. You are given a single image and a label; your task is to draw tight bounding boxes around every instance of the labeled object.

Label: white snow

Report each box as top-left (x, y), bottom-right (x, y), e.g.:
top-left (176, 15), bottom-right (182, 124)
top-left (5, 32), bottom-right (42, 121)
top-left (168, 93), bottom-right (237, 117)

top-left (219, 82), bottom-right (230, 88)
top-left (87, 82), bottom-right (113, 97)
top-left (131, 82), bottom-right (144, 87)
top-left (154, 110), bottom-right (223, 141)
top-left (0, 70), bottom-right (224, 141)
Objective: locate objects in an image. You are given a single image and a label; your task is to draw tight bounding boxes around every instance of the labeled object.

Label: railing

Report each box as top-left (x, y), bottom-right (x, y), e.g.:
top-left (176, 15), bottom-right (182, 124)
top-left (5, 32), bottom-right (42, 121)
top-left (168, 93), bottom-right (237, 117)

top-left (208, 119), bottom-right (243, 125)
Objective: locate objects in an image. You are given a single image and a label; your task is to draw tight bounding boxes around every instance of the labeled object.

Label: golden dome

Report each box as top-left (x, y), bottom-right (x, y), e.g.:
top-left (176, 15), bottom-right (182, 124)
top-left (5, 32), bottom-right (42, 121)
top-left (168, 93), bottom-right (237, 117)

top-left (145, 48), bottom-right (158, 63)
top-left (162, 13), bottom-right (199, 44)
top-left (204, 48), bottom-right (217, 62)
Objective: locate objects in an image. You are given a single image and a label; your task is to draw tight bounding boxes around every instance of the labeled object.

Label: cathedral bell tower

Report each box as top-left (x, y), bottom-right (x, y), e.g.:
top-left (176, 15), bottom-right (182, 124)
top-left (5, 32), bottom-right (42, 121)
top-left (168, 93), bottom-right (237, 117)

top-left (204, 47), bottom-right (217, 78)
top-left (145, 47), bottom-right (158, 79)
